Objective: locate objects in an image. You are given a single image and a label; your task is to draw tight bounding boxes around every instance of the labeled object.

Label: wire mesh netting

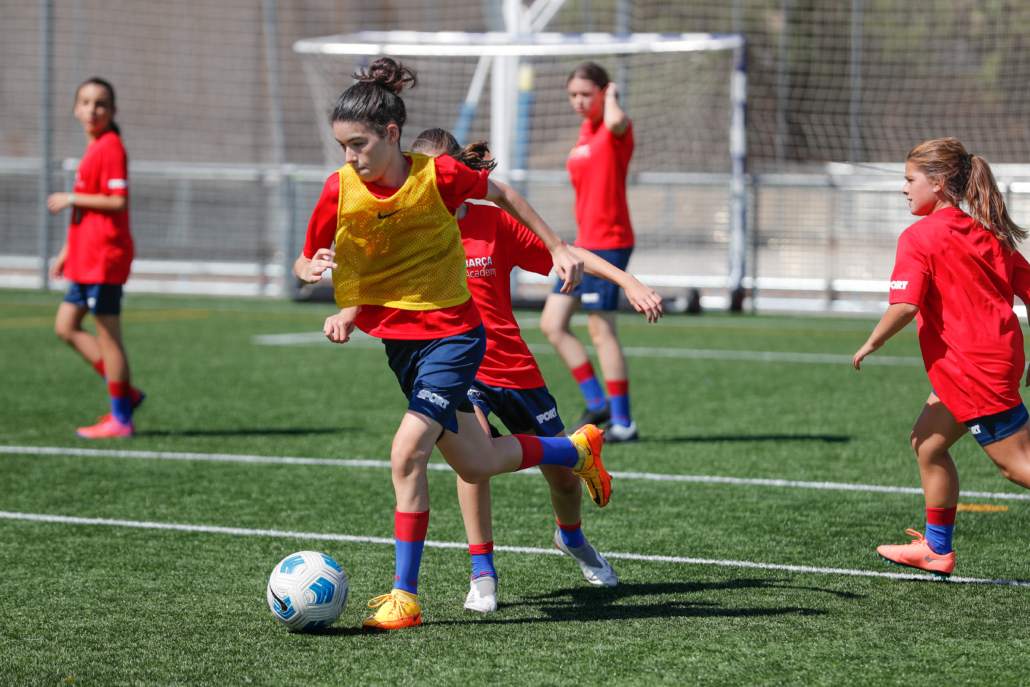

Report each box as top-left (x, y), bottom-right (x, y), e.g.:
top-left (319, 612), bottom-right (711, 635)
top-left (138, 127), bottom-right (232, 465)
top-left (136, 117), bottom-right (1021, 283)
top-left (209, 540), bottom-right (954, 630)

top-left (2, 0), bottom-right (1029, 309)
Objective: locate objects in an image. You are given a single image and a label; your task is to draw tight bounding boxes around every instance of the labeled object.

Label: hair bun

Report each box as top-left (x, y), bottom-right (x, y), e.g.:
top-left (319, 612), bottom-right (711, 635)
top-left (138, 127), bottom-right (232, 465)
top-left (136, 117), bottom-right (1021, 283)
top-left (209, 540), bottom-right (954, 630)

top-left (357, 57), bottom-right (418, 95)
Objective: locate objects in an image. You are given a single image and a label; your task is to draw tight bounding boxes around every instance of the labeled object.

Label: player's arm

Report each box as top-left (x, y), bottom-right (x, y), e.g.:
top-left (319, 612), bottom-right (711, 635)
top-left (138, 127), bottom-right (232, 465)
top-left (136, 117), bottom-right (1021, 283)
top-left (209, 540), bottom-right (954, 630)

top-left (46, 192), bottom-right (126, 213)
top-left (295, 175), bottom-right (340, 284)
top-left (324, 305), bottom-right (359, 344)
top-left (48, 241), bottom-right (69, 281)
top-left (568, 246), bottom-right (663, 323)
top-left (603, 83), bottom-right (629, 137)
top-left (485, 179), bottom-right (583, 293)
top-left (853, 303), bottom-right (918, 370)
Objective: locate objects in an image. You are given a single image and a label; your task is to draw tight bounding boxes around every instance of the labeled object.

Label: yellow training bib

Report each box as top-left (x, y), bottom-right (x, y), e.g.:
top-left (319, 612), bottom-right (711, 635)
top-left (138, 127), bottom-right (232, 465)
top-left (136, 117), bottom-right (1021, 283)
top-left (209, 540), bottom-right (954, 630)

top-left (331, 153), bottom-right (471, 311)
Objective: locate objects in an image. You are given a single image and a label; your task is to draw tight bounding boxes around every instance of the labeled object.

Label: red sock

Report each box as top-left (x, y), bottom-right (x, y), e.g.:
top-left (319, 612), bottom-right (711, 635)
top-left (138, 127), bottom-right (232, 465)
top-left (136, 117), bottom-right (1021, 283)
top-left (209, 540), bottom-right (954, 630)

top-left (515, 435), bottom-right (543, 471)
top-left (571, 361), bottom-right (596, 384)
top-left (926, 506), bottom-right (957, 526)
top-left (93, 360), bottom-right (106, 377)
top-left (107, 380), bottom-right (131, 399)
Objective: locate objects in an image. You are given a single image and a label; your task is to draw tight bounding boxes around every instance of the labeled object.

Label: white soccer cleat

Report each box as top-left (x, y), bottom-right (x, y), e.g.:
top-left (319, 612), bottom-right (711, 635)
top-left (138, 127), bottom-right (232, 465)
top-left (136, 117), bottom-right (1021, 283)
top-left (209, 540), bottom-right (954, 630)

top-left (553, 529), bottom-right (618, 586)
top-left (464, 576), bottom-right (498, 613)
top-left (606, 421), bottom-right (638, 444)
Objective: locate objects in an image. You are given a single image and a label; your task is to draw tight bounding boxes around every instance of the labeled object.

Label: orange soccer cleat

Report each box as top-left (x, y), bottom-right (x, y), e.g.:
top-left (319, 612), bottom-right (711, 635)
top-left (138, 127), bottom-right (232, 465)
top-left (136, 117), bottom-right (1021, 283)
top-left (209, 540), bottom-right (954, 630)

top-left (569, 424), bottom-right (611, 507)
top-left (877, 528), bottom-right (955, 579)
top-left (361, 589), bottom-right (422, 630)
top-left (76, 413), bottom-right (134, 439)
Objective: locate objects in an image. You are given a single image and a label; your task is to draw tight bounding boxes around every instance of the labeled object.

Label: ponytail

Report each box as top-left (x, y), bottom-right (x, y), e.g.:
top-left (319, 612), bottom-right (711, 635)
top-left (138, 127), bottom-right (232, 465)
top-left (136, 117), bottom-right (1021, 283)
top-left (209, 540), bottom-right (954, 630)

top-left (331, 57), bottom-right (417, 138)
top-left (76, 77), bottom-right (120, 136)
top-left (411, 128), bottom-right (497, 172)
top-left (907, 138), bottom-right (1026, 249)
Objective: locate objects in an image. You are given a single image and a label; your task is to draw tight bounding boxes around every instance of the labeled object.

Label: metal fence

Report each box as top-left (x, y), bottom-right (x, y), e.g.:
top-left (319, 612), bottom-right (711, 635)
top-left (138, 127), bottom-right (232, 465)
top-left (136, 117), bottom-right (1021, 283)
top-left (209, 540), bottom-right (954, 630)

top-left (5, 158), bottom-right (1028, 311)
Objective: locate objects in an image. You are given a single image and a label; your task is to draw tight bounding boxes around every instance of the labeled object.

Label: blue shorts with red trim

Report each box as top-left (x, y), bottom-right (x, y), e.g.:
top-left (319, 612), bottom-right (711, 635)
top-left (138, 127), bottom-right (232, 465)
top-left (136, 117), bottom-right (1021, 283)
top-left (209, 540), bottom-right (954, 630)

top-left (64, 282), bottom-right (122, 315)
top-left (467, 381), bottom-right (565, 437)
top-left (965, 402), bottom-right (1029, 447)
top-left (384, 324), bottom-right (485, 434)
top-left (552, 247), bottom-right (633, 311)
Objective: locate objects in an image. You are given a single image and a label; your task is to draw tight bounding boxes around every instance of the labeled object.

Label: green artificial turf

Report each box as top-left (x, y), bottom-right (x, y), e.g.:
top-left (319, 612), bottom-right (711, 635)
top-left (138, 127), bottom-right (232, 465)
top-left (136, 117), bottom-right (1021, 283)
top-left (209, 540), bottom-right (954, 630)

top-left (1, 289), bottom-right (1028, 686)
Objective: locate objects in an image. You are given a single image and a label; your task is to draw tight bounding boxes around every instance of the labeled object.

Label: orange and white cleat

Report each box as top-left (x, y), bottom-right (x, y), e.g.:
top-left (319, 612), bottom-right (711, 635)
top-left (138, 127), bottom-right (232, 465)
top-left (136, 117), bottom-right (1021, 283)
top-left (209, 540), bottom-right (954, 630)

top-left (877, 528), bottom-right (955, 579)
top-left (76, 413), bottom-right (134, 439)
top-left (569, 424), bottom-right (611, 507)
top-left (361, 589), bottom-right (422, 630)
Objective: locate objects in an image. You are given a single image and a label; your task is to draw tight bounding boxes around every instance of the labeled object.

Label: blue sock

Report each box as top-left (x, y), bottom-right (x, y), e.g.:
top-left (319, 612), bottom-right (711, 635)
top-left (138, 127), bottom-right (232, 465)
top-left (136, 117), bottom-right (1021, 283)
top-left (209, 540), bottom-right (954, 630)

top-left (108, 381), bottom-right (132, 424)
top-left (394, 510), bottom-right (429, 594)
top-left (572, 362), bottom-right (607, 411)
top-left (557, 520), bottom-right (585, 548)
top-left (925, 523), bottom-right (954, 555)
top-left (538, 437), bottom-right (580, 468)
top-left (469, 542), bottom-right (496, 579)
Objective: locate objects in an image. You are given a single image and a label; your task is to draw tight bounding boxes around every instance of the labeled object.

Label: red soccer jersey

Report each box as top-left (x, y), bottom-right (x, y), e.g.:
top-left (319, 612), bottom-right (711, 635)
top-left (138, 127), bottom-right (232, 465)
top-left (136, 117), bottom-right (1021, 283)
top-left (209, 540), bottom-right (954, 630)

top-left (63, 130), bottom-right (133, 284)
top-left (303, 154), bottom-right (488, 339)
top-left (565, 118), bottom-right (634, 250)
top-left (458, 203), bottom-right (555, 389)
top-left (889, 206), bottom-right (1030, 422)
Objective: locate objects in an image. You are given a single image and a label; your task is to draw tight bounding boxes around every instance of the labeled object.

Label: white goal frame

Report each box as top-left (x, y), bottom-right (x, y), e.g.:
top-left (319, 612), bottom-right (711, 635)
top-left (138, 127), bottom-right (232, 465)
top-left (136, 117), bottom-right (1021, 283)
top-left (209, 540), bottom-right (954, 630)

top-left (294, 30), bottom-right (749, 295)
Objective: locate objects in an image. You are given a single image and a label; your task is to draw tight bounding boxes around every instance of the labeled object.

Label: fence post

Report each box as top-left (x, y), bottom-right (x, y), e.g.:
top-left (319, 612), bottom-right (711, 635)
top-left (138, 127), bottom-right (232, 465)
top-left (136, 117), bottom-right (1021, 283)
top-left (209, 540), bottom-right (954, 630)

top-left (38, 0), bottom-right (53, 290)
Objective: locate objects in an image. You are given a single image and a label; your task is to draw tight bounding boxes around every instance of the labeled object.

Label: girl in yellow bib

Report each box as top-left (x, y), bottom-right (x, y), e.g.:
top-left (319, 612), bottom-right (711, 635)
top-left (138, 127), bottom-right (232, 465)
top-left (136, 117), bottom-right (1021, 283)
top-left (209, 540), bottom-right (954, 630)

top-left (294, 58), bottom-right (612, 631)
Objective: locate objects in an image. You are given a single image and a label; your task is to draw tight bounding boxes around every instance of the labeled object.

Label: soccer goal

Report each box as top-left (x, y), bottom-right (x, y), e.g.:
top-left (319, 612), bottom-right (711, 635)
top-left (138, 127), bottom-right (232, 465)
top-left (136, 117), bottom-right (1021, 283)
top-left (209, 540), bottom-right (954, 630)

top-left (294, 31), bottom-right (747, 307)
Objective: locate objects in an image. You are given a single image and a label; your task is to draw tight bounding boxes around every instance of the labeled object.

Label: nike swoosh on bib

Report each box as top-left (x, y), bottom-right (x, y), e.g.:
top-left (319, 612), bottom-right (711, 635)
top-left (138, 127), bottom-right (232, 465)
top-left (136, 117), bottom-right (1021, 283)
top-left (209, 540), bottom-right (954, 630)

top-left (378, 210), bottom-right (400, 220)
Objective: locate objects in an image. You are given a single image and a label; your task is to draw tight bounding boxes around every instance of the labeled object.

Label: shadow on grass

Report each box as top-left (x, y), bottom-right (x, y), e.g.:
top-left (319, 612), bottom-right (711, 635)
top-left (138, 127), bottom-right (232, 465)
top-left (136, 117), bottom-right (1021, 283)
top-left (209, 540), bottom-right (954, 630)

top-left (289, 626), bottom-right (367, 637)
top-left (640, 434), bottom-right (850, 444)
top-left (435, 578), bottom-right (845, 625)
top-left (136, 427), bottom-right (360, 438)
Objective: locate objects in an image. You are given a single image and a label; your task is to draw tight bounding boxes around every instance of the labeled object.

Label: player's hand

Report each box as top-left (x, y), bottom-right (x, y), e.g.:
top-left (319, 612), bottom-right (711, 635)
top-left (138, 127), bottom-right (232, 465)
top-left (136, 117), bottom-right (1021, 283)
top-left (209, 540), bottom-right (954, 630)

top-left (551, 245), bottom-right (584, 294)
top-left (300, 249), bottom-right (337, 284)
top-left (1025, 365), bottom-right (1030, 388)
top-left (324, 307), bottom-right (357, 344)
top-left (605, 82), bottom-right (618, 101)
top-left (48, 257), bottom-right (64, 281)
top-left (624, 279), bottom-right (664, 323)
top-left (853, 340), bottom-right (882, 370)
top-left (46, 192), bottom-right (71, 214)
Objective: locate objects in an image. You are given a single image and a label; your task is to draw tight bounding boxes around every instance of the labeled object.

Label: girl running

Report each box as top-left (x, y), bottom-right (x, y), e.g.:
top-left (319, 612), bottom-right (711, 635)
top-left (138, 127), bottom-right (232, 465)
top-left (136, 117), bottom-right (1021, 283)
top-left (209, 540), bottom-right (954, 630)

top-left (47, 77), bottom-right (143, 439)
top-left (295, 58), bottom-right (611, 630)
top-left (853, 138), bottom-right (1030, 579)
top-left (540, 62), bottom-right (639, 442)
top-left (411, 129), bottom-right (663, 613)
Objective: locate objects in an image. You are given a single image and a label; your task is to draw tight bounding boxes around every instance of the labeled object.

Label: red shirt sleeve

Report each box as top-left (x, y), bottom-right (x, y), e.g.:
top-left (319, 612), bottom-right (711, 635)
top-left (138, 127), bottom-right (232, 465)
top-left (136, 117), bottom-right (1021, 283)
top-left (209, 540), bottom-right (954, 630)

top-left (433, 154), bottom-right (489, 213)
top-left (889, 229), bottom-right (930, 306)
top-left (98, 137), bottom-right (128, 197)
top-left (507, 213), bottom-right (555, 276)
top-left (1011, 251), bottom-right (1030, 306)
top-left (302, 174), bottom-right (340, 258)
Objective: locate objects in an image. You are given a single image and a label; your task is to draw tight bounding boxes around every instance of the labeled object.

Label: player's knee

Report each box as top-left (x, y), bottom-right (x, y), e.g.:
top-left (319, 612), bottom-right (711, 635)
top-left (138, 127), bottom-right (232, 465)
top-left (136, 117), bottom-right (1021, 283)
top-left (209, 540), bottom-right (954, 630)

top-left (539, 317), bottom-right (566, 343)
top-left (389, 446), bottom-right (430, 478)
top-left (54, 320), bottom-right (74, 342)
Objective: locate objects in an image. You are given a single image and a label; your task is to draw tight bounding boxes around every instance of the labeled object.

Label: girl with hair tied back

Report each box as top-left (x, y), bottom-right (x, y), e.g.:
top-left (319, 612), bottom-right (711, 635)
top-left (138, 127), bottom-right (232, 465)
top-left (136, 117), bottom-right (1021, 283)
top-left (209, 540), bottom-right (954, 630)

top-left (854, 137), bottom-right (1030, 579)
top-left (294, 58), bottom-right (612, 631)
top-left (411, 128), bottom-right (663, 613)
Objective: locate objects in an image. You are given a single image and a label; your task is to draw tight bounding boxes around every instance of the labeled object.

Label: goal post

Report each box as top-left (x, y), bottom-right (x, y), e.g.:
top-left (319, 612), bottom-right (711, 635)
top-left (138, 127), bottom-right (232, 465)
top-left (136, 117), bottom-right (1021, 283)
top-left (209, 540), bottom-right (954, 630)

top-left (294, 31), bottom-right (748, 304)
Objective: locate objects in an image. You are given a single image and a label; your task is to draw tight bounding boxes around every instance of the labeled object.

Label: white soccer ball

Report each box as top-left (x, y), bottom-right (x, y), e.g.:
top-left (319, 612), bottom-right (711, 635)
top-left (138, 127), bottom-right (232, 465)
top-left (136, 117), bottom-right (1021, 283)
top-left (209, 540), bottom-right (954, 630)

top-left (266, 551), bottom-right (349, 631)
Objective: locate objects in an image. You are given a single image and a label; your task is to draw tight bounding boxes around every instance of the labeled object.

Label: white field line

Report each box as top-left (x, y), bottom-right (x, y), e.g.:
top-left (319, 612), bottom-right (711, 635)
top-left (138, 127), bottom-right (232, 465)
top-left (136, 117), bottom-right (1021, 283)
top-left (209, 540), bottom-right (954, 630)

top-left (0, 510), bottom-right (1025, 587)
top-left (4, 445), bottom-right (1030, 502)
top-left (250, 331), bottom-right (923, 366)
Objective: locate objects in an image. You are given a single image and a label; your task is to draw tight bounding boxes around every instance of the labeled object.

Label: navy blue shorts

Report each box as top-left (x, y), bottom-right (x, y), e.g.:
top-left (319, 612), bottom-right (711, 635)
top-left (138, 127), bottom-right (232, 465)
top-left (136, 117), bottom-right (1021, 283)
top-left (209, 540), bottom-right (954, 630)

top-left (467, 380), bottom-right (565, 437)
top-left (64, 282), bottom-right (122, 315)
top-left (965, 402), bottom-right (1029, 447)
top-left (384, 324), bottom-right (485, 434)
top-left (551, 247), bottom-right (633, 311)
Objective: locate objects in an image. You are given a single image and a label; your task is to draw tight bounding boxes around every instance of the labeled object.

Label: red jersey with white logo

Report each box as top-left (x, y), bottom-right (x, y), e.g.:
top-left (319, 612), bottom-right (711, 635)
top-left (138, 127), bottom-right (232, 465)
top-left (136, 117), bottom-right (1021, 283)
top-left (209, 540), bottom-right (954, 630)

top-left (64, 130), bottom-right (133, 284)
top-left (303, 154), bottom-right (488, 339)
top-left (459, 203), bottom-right (554, 389)
top-left (566, 118), bottom-right (634, 250)
top-left (889, 206), bottom-right (1030, 422)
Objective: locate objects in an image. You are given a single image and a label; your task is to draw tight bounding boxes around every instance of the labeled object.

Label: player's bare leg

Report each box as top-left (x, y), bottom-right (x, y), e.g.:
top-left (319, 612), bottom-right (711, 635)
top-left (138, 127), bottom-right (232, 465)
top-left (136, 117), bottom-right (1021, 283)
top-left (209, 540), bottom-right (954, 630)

top-left (910, 392), bottom-right (966, 509)
top-left (540, 292), bottom-right (588, 369)
top-left (456, 408), bottom-right (498, 612)
top-left (54, 302), bottom-right (102, 366)
top-left (876, 392), bottom-right (964, 578)
top-left (980, 422), bottom-right (1030, 489)
top-left (94, 314), bottom-right (130, 384)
